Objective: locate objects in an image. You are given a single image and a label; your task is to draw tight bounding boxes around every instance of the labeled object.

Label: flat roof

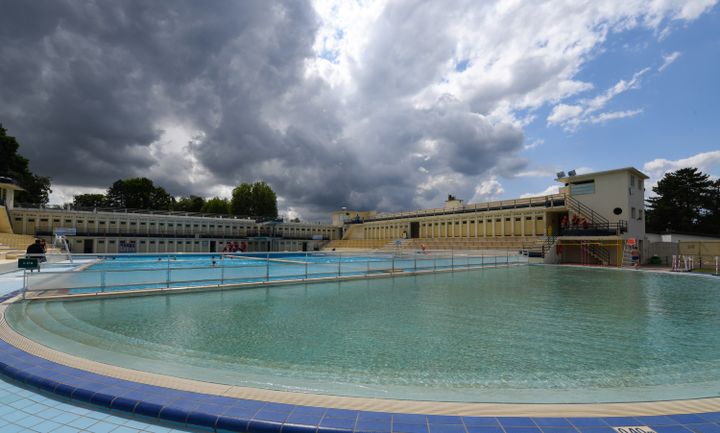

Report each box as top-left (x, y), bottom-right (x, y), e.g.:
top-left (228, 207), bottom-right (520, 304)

top-left (557, 166), bottom-right (649, 183)
top-left (0, 182), bottom-right (24, 192)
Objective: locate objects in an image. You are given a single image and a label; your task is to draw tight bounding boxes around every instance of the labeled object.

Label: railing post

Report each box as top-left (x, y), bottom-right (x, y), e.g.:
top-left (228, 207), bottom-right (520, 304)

top-left (101, 270), bottom-right (106, 293)
top-left (166, 256), bottom-right (170, 289)
top-left (451, 248), bottom-right (454, 269)
top-left (220, 260), bottom-right (225, 286)
top-left (22, 270), bottom-right (27, 300)
top-left (414, 253), bottom-right (417, 272)
top-left (266, 255), bottom-right (270, 282)
top-left (392, 254), bottom-right (395, 273)
top-left (338, 252), bottom-right (342, 277)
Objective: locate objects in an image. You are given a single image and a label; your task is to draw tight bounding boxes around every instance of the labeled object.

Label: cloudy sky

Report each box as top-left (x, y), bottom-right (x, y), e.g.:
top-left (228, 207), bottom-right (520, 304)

top-left (1, 1), bottom-right (719, 220)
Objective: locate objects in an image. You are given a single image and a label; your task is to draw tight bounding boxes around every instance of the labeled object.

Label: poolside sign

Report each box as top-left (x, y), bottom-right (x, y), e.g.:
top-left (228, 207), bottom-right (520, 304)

top-left (53, 227), bottom-right (76, 236)
top-left (18, 258), bottom-right (39, 269)
top-left (613, 427), bottom-right (657, 433)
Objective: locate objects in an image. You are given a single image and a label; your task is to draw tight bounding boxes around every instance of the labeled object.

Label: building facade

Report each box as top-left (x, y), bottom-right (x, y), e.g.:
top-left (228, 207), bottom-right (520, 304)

top-left (6, 207), bottom-right (341, 253)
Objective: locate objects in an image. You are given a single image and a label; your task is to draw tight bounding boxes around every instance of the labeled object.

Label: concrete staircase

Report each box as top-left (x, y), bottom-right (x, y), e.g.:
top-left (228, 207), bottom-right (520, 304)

top-left (0, 233), bottom-right (36, 259)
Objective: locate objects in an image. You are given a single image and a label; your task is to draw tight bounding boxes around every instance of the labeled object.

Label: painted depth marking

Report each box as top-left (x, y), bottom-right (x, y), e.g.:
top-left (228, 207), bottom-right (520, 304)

top-left (613, 427), bottom-right (657, 433)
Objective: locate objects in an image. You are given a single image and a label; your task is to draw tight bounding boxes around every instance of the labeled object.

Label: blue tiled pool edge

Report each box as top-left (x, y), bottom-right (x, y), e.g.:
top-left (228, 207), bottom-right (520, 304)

top-left (2, 339), bottom-right (720, 433)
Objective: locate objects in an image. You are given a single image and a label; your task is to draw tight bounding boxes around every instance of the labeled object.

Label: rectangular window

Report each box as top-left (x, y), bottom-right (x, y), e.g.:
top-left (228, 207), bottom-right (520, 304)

top-left (630, 175), bottom-right (635, 187)
top-left (27, 218), bottom-right (35, 222)
top-left (631, 207), bottom-right (636, 219)
top-left (638, 209), bottom-right (643, 220)
top-left (53, 219), bottom-right (60, 223)
top-left (40, 218), bottom-right (48, 222)
top-left (570, 180), bottom-right (595, 195)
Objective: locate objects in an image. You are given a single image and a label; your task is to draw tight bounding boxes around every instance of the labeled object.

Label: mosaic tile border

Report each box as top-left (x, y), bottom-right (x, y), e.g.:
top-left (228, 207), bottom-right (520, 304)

top-left (2, 304), bottom-right (720, 433)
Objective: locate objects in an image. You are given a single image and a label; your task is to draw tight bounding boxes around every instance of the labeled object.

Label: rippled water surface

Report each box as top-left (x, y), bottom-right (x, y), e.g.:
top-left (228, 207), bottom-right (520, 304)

top-left (7, 266), bottom-right (720, 402)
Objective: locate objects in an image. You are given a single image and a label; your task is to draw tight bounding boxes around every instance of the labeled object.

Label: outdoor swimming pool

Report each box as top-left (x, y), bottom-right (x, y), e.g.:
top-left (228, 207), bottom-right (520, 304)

top-left (21, 251), bottom-right (525, 297)
top-left (7, 265), bottom-right (720, 403)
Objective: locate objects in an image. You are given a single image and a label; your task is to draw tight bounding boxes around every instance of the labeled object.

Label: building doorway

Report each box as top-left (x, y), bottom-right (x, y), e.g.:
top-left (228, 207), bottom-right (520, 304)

top-left (410, 222), bottom-right (420, 238)
top-left (83, 239), bottom-right (94, 254)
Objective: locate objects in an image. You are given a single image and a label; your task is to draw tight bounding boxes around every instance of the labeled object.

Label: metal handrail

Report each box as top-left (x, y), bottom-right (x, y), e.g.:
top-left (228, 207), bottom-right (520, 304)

top-left (363, 194), bottom-right (566, 223)
top-left (564, 196), bottom-right (609, 226)
top-left (21, 250), bottom-right (530, 298)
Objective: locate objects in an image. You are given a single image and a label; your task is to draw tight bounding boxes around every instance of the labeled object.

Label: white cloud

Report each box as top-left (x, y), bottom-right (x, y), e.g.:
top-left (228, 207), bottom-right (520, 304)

top-left (643, 150), bottom-right (720, 192)
top-left (49, 186), bottom-right (106, 206)
top-left (590, 109), bottom-right (644, 123)
top-left (547, 104), bottom-right (584, 125)
top-left (658, 51), bottom-right (682, 71)
top-left (520, 185), bottom-right (560, 198)
top-left (547, 68), bottom-right (649, 130)
top-left (523, 138), bottom-right (544, 150)
top-left (470, 176), bottom-right (505, 203)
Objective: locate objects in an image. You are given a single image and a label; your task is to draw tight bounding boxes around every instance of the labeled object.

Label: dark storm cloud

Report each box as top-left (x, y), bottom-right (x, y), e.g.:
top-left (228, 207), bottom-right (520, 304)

top-left (0, 0), bottom-right (318, 186)
top-left (0, 0), bottom-right (527, 218)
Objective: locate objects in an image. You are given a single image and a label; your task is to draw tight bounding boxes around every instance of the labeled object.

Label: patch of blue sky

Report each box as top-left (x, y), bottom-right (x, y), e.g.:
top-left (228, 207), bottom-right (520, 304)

top-left (455, 59), bottom-right (470, 72)
top-left (319, 49), bottom-right (340, 63)
top-left (497, 9), bottom-right (720, 200)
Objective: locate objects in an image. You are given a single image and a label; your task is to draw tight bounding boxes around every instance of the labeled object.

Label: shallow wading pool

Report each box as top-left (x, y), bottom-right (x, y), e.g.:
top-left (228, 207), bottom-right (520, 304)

top-left (6, 266), bottom-right (720, 403)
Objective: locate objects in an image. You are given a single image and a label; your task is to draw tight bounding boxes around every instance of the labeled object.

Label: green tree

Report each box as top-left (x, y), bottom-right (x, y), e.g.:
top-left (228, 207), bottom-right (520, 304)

top-left (646, 167), bottom-right (715, 234)
top-left (701, 178), bottom-right (720, 234)
top-left (231, 183), bottom-right (253, 215)
top-left (230, 181), bottom-right (278, 218)
top-left (73, 193), bottom-right (107, 208)
top-left (174, 195), bottom-right (205, 212)
top-left (0, 124), bottom-right (52, 204)
top-left (252, 181), bottom-right (278, 218)
top-left (106, 178), bottom-right (174, 210)
top-left (201, 197), bottom-right (230, 214)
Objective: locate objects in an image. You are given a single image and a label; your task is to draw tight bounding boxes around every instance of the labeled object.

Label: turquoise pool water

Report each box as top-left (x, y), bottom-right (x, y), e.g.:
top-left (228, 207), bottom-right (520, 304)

top-left (24, 252), bottom-right (522, 294)
top-left (7, 266), bottom-right (720, 403)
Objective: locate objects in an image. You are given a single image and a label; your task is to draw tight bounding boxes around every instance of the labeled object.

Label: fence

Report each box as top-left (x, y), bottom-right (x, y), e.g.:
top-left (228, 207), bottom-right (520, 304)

top-left (21, 250), bottom-right (529, 300)
top-left (677, 241), bottom-right (720, 272)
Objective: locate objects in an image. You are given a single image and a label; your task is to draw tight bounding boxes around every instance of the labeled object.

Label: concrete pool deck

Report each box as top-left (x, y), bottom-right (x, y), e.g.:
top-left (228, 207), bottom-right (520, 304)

top-left (1, 266), bottom-right (720, 433)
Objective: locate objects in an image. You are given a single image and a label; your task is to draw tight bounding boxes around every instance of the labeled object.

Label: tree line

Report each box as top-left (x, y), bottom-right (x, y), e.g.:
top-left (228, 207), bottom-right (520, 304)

top-left (646, 167), bottom-right (720, 235)
top-left (73, 178), bottom-right (278, 218)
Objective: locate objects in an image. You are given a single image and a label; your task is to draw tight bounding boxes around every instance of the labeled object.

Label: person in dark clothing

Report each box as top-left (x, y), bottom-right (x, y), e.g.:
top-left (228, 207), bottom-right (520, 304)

top-left (25, 239), bottom-right (47, 266)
